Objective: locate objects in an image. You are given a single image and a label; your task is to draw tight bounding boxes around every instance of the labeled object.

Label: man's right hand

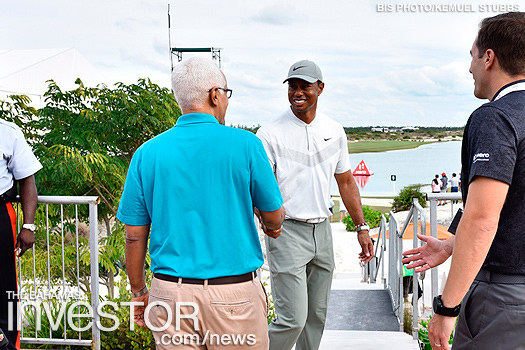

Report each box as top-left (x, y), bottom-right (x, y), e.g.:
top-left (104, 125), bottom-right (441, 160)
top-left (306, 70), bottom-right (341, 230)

top-left (262, 224), bottom-right (281, 239)
top-left (402, 234), bottom-right (454, 272)
top-left (256, 206), bottom-right (285, 239)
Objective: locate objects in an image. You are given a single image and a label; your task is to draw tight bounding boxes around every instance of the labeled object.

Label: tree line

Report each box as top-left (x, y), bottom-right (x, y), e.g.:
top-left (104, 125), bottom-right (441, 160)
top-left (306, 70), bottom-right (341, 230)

top-left (1, 78), bottom-right (180, 229)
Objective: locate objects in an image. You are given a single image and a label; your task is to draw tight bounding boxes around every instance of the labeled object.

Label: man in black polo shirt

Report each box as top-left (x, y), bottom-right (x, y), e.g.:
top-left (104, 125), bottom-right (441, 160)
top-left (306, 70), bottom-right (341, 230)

top-left (403, 12), bottom-right (525, 350)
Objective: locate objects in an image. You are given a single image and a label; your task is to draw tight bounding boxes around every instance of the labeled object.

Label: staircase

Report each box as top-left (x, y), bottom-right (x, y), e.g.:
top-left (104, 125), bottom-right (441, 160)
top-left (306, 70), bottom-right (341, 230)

top-left (317, 274), bottom-right (419, 350)
top-left (314, 218), bottom-right (420, 350)
top-left (326, 289), bottom-right (400, 331)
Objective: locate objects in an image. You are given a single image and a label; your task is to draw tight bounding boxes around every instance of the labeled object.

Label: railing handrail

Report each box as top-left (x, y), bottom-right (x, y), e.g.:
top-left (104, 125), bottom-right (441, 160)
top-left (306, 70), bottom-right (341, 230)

top-left (426, 192), bottom-right (462, 200)
top-left (14, 195), bottom-right (100, 205)
top-left (366, 193), bottom-right (463, 341)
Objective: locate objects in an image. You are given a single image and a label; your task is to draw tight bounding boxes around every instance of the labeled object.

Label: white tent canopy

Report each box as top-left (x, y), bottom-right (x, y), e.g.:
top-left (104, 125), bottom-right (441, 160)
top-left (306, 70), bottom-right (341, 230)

top-left (0, 48), bottom-right (105, 106)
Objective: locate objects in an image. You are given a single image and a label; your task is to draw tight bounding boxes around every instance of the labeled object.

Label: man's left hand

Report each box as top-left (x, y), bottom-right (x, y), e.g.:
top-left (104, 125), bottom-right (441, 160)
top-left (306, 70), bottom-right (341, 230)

top-left (357, 231), bottom-right (374, 263)
top-left (16, 228), bottom-right (35, 257)
top-left (428, 314), bottom-right (456, 350)
top-left (131, 292), bottom-right (150, 328)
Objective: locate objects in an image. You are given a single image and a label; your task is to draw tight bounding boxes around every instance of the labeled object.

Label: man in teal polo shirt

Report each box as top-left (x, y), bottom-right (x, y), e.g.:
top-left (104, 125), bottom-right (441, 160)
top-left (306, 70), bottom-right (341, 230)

top-left (118, 56), bottom-right (284, 349)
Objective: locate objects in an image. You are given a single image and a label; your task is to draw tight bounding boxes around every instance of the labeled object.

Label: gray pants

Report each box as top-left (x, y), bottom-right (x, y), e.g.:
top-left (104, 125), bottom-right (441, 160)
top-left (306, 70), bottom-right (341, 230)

top-left (453, 271), bottom-right (525, 350)
top-left (266, 219), bottom-right (334, 350)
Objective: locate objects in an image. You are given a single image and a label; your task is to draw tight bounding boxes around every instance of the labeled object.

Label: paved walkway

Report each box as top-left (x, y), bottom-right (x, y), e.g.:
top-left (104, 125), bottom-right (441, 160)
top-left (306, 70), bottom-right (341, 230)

top-left (319, 330), bottom-right (419, 350)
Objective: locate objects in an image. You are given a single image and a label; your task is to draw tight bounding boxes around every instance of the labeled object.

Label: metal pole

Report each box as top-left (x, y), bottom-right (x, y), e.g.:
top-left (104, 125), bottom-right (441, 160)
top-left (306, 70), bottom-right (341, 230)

top-left (60, 205), bottom-right (67, 339)
top-left (429, 197), bottom-right (439, 299)
top-left (168, 4), bottom-right (173, 71)
top-left (398, 234), bottom-right (404, 332)
top-left (89, 202), bottom-right (100, 350)
top-left (412, 198), bottom-right (419, 340)
top-left (75, 205), bottom-right (82, 340)
top-left (381, 216), bottom-right (386, 287)
top-left (45, 204), bottom-right (52, 339)
top-left (389, 213), bottom-right (396, 310)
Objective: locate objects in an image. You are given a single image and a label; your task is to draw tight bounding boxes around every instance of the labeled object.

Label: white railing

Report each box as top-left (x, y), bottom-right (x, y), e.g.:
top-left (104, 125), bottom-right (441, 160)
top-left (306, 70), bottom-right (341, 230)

top-left (363, 193), bottom-right (463, 340)
top-left (14, 196), bottom-right (100, 349)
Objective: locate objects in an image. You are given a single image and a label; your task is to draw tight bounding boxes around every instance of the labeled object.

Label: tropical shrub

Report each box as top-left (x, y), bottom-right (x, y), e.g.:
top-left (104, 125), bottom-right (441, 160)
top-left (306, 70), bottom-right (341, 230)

top-left (392, 185), bottom-right (426, 212)
top-left (342, 205), bottom-right (383, 232)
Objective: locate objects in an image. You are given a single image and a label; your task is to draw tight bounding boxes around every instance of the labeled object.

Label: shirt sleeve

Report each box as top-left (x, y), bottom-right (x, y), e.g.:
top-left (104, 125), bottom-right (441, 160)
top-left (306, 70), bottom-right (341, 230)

top-left (116, 147), bottom-right (151, 225)
top-left (466, 106), bottom-right (516, 186)
top-left (8, 128), bottom-right (42, 180)
top-left (256, 127), bottom-right (276, 173)
top-left (250, 137), bottom-right (283, 212)
top-left (335, 126), bottom-right (351, 174)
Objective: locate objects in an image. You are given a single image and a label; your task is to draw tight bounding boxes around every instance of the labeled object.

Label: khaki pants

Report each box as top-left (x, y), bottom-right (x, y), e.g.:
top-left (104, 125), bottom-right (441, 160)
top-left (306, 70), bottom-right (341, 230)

top-left (148, 276), bottom-right (269, 349)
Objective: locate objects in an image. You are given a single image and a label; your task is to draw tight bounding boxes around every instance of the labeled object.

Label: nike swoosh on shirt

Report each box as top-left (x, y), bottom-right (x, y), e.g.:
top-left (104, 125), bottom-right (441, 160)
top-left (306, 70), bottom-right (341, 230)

top-left (324, 138), bottom-right (332, 141)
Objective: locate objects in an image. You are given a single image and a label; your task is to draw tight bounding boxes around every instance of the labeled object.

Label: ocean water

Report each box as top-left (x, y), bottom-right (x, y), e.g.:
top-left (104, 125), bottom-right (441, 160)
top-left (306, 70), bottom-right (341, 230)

top-left (334, 141), bottom-right (462, 197)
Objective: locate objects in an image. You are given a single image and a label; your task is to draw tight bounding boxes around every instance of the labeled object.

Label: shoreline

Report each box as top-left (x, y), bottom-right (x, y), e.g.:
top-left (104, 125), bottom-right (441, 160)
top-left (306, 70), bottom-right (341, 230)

top-left (347, 138), bottom-right (461, 154)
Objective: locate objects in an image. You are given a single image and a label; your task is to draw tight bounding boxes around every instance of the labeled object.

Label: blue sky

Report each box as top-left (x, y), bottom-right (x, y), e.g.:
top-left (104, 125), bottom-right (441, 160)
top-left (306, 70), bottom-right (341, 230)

top-left (2, 0), bottom-right (521, 127)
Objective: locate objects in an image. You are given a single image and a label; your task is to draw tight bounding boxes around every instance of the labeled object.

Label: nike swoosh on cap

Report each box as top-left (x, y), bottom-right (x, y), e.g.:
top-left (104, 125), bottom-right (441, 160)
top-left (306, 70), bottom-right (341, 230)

top-left (293, 66), bottom-right (306, 71)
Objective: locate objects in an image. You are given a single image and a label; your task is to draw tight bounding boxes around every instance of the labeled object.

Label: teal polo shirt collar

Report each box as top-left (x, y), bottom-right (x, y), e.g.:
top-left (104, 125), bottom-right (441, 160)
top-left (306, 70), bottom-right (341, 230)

top-left (176, 113), bottom-right (219, 126)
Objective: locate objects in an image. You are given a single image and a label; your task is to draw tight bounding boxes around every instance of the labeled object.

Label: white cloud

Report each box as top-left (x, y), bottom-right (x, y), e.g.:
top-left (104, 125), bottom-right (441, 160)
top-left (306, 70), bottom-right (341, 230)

top-left (382, 62), bottom-right (472, 97)
top-left (2, 0), bottom-right (512, 127)
top-left (249, 5), bottom-right (305, 25)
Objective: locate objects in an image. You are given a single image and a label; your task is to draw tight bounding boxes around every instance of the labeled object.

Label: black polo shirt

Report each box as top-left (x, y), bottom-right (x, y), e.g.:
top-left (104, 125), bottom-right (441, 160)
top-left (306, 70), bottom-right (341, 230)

top-left (461, 80), bottom-right (525, 274)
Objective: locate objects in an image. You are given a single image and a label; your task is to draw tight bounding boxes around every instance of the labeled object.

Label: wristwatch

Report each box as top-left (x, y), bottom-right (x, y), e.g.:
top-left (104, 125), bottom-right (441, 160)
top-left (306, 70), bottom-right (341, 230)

top-left (433, 295), bottom-right (461, 317)
top-left (22, 224), bottom-right (37, 232)
top-left (355, 222), bottom-right (370, 232)
top-left (132, 285), bottom-right (148, 298)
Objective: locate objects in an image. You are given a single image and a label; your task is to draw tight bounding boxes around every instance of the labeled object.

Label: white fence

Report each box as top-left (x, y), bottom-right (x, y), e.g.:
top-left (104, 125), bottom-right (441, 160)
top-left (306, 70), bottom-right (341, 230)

top-left (14, 196), bottom-right (100, 349)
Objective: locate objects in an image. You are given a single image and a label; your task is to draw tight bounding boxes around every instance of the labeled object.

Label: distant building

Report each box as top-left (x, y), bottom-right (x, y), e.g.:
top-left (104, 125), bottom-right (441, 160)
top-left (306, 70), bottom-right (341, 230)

top-left (371, 127), bottom-right (403, 133)
top-left (371, 127), bottom-right (389, 132)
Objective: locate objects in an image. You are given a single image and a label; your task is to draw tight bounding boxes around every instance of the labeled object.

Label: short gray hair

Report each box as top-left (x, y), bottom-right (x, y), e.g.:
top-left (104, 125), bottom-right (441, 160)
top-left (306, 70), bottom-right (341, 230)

top-left (171, 57), bottom-right (226, 112)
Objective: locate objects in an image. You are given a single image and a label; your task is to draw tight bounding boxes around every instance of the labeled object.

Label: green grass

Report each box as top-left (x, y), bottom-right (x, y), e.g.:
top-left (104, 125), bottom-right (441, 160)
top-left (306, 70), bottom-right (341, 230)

top-left (331, 198), bottom-right (393, 221)
top-left (347, 140), bottom-right (431, 153)
top-left (367, 205), bottom-right (391, 214)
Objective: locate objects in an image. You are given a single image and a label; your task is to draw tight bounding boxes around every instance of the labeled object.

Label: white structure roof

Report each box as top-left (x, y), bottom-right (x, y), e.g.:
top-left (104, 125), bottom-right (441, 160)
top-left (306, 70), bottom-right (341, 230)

top-left (0, 48), bottom-right (104, 106)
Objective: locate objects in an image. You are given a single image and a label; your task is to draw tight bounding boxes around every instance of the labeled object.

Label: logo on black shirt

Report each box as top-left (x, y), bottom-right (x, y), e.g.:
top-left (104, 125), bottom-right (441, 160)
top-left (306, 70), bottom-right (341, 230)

top-left (473, 152), bottom-right (490, 163)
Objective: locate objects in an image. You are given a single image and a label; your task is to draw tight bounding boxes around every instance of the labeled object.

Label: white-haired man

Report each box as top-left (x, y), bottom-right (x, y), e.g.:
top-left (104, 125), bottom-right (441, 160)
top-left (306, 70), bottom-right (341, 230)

top-left (118, 57), bottom-right (285, 349)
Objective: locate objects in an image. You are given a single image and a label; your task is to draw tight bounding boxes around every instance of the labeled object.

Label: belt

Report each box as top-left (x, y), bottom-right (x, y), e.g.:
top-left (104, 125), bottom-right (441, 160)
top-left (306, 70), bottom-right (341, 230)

top-left (154, 271), bottom-right (257, 285)
top-left (0, 194), bottom-right (8, 204)
top-left (0, 191), bottom-right (11, 204)
top-left (290, 217), bottom-right (326, 224)
top-left (475, 269), bottom-right (525, 284)
top-left (0, 185), bottom-right (17, 204)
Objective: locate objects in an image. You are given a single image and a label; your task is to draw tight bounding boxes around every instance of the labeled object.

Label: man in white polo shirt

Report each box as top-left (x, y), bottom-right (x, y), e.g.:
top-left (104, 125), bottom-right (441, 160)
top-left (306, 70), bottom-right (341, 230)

top-left (0, 118), bottom-right (42, 350)
top-left (257, 60), bottom-right (374, 350)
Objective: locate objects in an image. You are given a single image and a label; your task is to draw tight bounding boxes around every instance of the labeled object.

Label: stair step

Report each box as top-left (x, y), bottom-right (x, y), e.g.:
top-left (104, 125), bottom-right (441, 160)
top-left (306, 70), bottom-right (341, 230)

top-left (326, 289), bottom-right (400, 331)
